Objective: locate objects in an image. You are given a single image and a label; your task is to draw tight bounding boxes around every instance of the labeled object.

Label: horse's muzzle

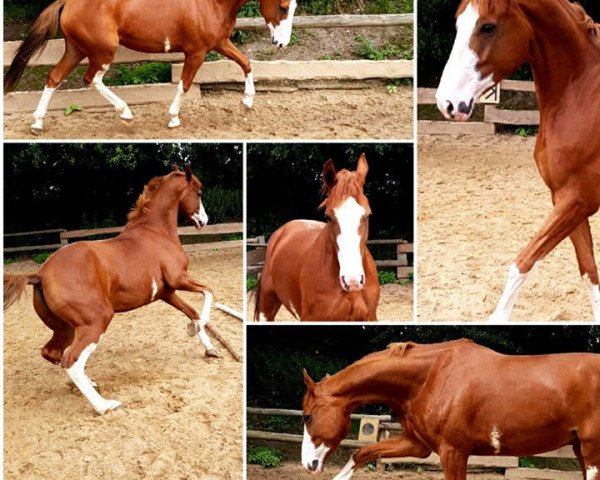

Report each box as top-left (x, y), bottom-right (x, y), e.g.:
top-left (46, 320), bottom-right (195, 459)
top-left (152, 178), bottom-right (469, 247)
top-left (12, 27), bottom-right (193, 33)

top-left (341, 275), bottom-right (365, 292)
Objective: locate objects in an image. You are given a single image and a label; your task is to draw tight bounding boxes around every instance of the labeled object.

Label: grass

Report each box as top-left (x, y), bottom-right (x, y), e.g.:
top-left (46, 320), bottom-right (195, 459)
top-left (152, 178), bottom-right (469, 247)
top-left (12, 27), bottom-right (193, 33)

top-left (247, 447), bottom-right (283, 468)
top-left (104, 62), bottom-right (171, 86)
top-left (353, 34), bottom-right (412, 61)
top-left (247, 276), bottom-right (258, 292)
top-left (378, 270), bottom-right (399, 285)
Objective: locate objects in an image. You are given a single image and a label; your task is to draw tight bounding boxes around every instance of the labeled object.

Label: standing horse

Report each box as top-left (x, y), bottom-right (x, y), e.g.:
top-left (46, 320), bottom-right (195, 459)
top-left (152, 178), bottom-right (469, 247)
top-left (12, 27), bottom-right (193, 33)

top-left (4, 166), bottom-right (238, 415)
top-left (253, 153), bottom-right (380, 321)
top-left (301, 339), bottom-right (600, 480)
top-left (435, 0), bottom-right (600, 322)
top-left (4, 0), bottom-right (297, 134)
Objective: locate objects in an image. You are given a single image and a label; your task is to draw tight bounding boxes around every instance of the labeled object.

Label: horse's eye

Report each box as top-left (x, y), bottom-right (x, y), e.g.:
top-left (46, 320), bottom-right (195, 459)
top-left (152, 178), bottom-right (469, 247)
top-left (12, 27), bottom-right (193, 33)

top-left (302, 414), bottom-right (312, 424)
top-left (480, 23), bottom-right (496, 35)
top-left (280, 6), bottom-right (288, 14)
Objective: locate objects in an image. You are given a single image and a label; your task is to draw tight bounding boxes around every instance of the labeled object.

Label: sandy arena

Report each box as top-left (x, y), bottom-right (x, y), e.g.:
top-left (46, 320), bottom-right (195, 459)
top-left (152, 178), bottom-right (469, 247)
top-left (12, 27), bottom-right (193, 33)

top-left (3, 85), bottom-right (413, 140)
top-left (4, 249), bottom-right (243, 480)
top-left (418, 135), bottom-right (600, 321)
top-left (248, 283), bottom-right (414, 322)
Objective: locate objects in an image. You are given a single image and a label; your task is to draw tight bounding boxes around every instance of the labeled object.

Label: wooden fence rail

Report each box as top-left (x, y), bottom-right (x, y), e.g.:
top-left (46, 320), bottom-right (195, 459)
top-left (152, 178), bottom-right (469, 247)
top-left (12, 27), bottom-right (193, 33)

top-left (4, 222), bottom-right (243, 254)
top-left (418, 80), bottom-right (538, 135)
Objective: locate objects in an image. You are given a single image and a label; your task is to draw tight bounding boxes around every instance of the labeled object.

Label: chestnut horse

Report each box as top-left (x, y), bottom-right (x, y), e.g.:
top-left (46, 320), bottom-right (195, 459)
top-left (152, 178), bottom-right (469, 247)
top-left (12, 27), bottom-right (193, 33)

top-left (301, 339), bottom-right (600, 480)
top-left (4, 0), bottom-right (297, 134)
top-left (435, 0), bottom-right (600, 322)
top-left (253, 153), bottom-right (380, 321)
top-left (3, 167), bottom-right (237, 415)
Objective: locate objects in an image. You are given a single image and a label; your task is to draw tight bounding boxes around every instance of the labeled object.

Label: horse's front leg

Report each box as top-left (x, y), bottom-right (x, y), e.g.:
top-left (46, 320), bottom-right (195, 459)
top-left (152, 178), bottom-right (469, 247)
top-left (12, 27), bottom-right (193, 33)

top-left (569, 219), bottom-right (600, 321)
top-left (214, 38), bottom-right (255, 108)
top-left (331, 436), bottom-right (431, 480)
top-left (439, 444), bottom-right (468, 480)
top-left (168, 49), bottom-right (207, 128)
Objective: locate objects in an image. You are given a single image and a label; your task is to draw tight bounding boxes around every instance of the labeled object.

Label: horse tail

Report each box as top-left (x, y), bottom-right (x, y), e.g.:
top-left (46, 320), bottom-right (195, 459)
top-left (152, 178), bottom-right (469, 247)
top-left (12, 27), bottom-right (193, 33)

top-left (4, 273), bottom-right (41, 310)
top-left (252, 276), bottom-right (262, 321)
top-left (4, 0), bottom-right (67, 92)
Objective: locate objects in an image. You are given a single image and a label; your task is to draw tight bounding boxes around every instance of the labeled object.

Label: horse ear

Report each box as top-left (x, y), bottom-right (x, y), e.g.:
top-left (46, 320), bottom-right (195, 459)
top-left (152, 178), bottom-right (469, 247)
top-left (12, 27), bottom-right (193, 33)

top-left (184, 165), bottom-right (193, 182)
top-left (356, 153), bottom-right (368, 186)
top-left (322, 159), bottom-right (336, 190)
top-left (303, 368), bottom-right (316, 390)
top-left (171, 163), bottom-right (180, 172)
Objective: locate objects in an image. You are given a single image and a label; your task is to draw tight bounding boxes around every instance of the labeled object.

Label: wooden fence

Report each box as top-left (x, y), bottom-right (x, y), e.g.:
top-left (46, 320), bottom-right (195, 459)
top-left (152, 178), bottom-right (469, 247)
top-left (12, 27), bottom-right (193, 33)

top-left (4, 222), bottom-right (243, 255)
top-left (247, 408), bottom-right (578, 478)
top-left (419, 79), bottom-right (538, 135)
top-left (247, 236), bottom-right (413, 280)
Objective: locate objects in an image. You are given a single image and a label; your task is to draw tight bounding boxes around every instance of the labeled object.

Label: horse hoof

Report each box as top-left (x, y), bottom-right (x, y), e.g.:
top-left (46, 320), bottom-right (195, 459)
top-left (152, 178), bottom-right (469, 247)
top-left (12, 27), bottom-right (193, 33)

top-left (96, 399), bottom-right (123, 415)
top-left (168, 117), bottom-right (181, 128)
top-left (30, 126), bottom-right (44, 136)
top-left (242, 96), bottom-right (254, 108)
top-left (187, 321), bottom-right (199, 337)
top-left (120, 117), bottom-right (133, 126)
top-left (205, 348), bottom-right (221, 358)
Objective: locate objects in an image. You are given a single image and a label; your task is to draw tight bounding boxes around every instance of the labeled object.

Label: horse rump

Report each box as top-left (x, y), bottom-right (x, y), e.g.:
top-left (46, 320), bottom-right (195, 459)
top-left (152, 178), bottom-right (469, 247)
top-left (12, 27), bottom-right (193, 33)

top-left (4, 0), bottom-right (66, 92)
top-left (4, 273), bottom-right (40, 310)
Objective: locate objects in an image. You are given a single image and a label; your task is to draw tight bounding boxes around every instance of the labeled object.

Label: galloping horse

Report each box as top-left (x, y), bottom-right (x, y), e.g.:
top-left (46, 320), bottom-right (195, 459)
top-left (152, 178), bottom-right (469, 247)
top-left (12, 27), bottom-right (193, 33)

top-left (4, 0), bottom-right (297, 134)
top-left (4, 166), bottom-right (238, 415)
top-left (254, 153), bottom-right (380, 321)
top-left (301, 340), bottom-right (600, 480)
top-left (435, 0), bottom-right (600, 321)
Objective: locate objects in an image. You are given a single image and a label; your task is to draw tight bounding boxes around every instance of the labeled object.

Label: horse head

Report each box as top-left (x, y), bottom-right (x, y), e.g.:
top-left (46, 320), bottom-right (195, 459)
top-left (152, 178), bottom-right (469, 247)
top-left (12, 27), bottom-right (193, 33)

top-left (436, 0), bottom-right (533, 121)
top-left (320, 153), bottom-right (372, 292)
top-left (178, 165), bottom-right (208, 229)
top-left (260, 0), bottom-right (297, 48)
top-left (301, 369), bottom-right (350, 474)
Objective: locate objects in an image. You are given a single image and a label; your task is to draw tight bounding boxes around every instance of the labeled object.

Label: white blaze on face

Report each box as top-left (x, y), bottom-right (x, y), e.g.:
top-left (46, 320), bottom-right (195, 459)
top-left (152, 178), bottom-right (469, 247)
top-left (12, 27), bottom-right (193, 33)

top-left (301, 425), bottom-right (330, 474)
top-left (436, 1), bottom-right (494, 121)
top-left (333, 197), bottom-right (366, 292)
top-left (268, 0), bottom-right (297, 48)
top-left (587, 467), bottom-right (598, 480)
top-left (191, 201), bottom-right (208, 229)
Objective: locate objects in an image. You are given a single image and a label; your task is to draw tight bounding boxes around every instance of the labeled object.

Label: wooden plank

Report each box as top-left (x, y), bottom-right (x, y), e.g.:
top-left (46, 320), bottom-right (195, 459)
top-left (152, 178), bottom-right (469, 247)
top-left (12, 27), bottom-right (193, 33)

top-left (4, 83), bottom-right (202, 115)
top-left (397, 266), bottom-right (414, 279)
top-left (367, 239), bottom-right (406, 245)
top-left (382, 453), bottom-right (519, 468)
top-left (376, 260), bottom-right (403, 267)
top-left (4, 15), bottom-right (413, 67)
top-left (247, 248), bottom-right (266, 266)
top-left (174, 59), bottom-right (413, 84)
top-left (4, 243), bottom-right (64, 253)
top-left (397, 243), bottom-right (413, 253)
top-left (534, 447), bottom-right (576, 459)
top-left (418, 87), bottom-right (437, 104)
top-left (61, 226), bottom-right (124, 239)
top-left (247, 407), bottom-right (391, 421)
top-left (501, 79), bottom-right (536, 92)
top-left (505, 469), bottom-right (580, 480)
top-left (484, 105), bottom-right (539, 125)
top-left (184, 240), bottom-right (243, 253)
top-left (247, 430), bottom-right (367, 448)
top-left (418, 120), bottom-right (495, 136)
top-left (4, 228), bottom-right (65, 237)
top-left (61, 222), bottom-right (242, 240)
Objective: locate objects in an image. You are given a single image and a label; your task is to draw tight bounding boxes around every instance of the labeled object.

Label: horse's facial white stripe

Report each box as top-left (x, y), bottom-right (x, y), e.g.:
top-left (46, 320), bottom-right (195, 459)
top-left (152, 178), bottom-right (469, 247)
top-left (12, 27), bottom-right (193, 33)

top-left (333, 197), bottom-right (366, 283)
top-left (191, 201), bottom-right (209, 228)
top-left (436, 1), bottom-right (494, 119)
top-left (301, 425), bottom-right (330, 473)
top-left (268, 0), bottom-right (297, 47)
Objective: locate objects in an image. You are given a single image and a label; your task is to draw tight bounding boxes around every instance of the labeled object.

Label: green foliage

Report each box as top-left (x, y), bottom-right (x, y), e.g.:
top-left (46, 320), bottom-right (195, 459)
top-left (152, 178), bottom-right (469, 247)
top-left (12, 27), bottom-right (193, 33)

top-left (247, 276), bottom-right (258, 292)
top-left (237, 1), bottom-right (260, 17)
top-left (364, 0), bottom-right (413, 14)
top-left (515, 126), bottom-right (538, 137)
top-left (105, 63), bottom-right (171, 86)
top-left (64, 104), bottom-right (83, 116)
top-left (378, 270), bottom-right (398, 285)
top-left (247, 447), bottom-right (282, 468)
top-left (33, 252), bottom-right (52, 264)
top-left (289, 31), bottom-right (300, 46)
top-left (203, 188), bottom-right (242, 224)
top-left (231, 30), bottom-right (252, 46)
top-left (4, 1), bottom-right (41, 21)
top-left (353, 35), bottom-right (410, 60)
top-left (205, 51), bottom-right (223, 62)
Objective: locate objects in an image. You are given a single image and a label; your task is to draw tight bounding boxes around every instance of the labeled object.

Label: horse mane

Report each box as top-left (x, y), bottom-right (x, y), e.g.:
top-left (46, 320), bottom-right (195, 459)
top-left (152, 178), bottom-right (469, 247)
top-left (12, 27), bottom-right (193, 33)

top-left (386, 339), bottom-right (475, 357)
top-left (127, 171), bottom-right (185, 224)
top-left (319, 170), bottom-right (363, 210)
top-left (569, 2), bottom-right (600, 45)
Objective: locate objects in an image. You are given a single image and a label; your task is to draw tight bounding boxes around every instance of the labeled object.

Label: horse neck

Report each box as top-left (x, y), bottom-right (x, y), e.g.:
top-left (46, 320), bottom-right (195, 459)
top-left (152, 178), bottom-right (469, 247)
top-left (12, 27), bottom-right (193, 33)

top-left (322, 352), bottom-right (436, 414)
top-left (519, 0), bottom-right (600, 111)
top-left (134, 182), bottom-right (182, 240)
top-left (217, 0), bottom-right (251, 15)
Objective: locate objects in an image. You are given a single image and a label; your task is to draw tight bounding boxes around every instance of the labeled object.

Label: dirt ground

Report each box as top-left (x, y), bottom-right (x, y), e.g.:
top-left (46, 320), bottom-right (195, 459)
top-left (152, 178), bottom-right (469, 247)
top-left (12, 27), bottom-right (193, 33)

top-left (3, 85), bottom-right (413, 140)
top-left (4, 249), bottom-right (243, 480)
top-left (248, 283), bottom-right (414, 322)
top-left (248, 463), bottom-right (504, 480)
top-left (418, 135), bottom-right (600, 322)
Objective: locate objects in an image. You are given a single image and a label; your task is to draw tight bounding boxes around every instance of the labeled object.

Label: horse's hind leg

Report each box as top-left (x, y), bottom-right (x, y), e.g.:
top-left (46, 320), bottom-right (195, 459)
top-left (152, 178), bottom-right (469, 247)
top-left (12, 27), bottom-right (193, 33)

top-left (255, 279), bottom-right (282, 321)
top-left (33, 285), bottom-right (74, 364)
top-left (215, 38), bottom-right (255, 108)
top-left (168, 49), bottom-right (207, 128)
top-left (30, 39), bottom-right (84, 135)
top-left (569, 220), bottom-right (600, 321)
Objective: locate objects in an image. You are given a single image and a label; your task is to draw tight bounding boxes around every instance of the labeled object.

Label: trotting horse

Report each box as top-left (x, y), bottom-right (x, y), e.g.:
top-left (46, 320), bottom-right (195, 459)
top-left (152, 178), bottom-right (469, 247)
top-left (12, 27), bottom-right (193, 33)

top-left (253, 153), bottom-right (380, 321)
top-left (3, 0), bottom-right (297, 134)
top-left (435, 0), bottom-right (600, 321)
top-left (4, 166), bottom-right (238, 415)
top-left (301, 339), bottom-right (600, 480)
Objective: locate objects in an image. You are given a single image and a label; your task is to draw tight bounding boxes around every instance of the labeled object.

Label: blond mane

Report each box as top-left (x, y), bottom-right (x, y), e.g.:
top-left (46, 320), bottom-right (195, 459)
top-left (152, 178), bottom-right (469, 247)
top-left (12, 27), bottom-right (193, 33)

top-left (570, 2), bottom-right (600, 45)
top-left (127, 171), bottom-right (185, 223)
top-left (319, 169), bottom-right (364, 211)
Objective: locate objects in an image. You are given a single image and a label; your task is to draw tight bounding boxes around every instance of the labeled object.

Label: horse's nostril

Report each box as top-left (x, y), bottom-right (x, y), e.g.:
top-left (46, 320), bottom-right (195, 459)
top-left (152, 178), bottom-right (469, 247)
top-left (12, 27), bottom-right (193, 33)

top-left (360, 275), bottom-right (365, 286)
top-left (311, 460), bottom-right (319, 471)
top-left (446, 101), bottom-right (454, 115)
top-left (458, 99), bottom-right (473, 114)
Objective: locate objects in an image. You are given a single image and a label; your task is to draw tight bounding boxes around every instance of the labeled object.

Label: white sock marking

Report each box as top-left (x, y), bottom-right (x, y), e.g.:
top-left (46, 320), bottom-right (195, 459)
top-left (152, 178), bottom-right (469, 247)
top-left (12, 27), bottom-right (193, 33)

top-left (65, 342), bottom-right (122, 415)
top-left (587, 467), bottom-right (598, 480)
top-left (490, 426), bottom-right (501, 453)
top-left (333, 458), bottom-right (356, 480)
top-left (91, 64), bottom-right (133, 120)
top-left (243, 71), bottom-right (255, 108)
top-left (489, 263), bottom-right (529, 323)
top-left (196, 291), bottom-right (216, 352)
top-left (301, 425), bottom-right (330, 474)
top-left (334, 197), bottom-right (366, 290)
top-left (168, 80), bottom-right (185, 128)
top-left (258, 312), bottom-right (268, 322)
top-left (582, 274), bottom-right (600, 322)
top-left (150, 278), bottom-right (158, 301)
top-left (31, 85), bottom-right (57, 133)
